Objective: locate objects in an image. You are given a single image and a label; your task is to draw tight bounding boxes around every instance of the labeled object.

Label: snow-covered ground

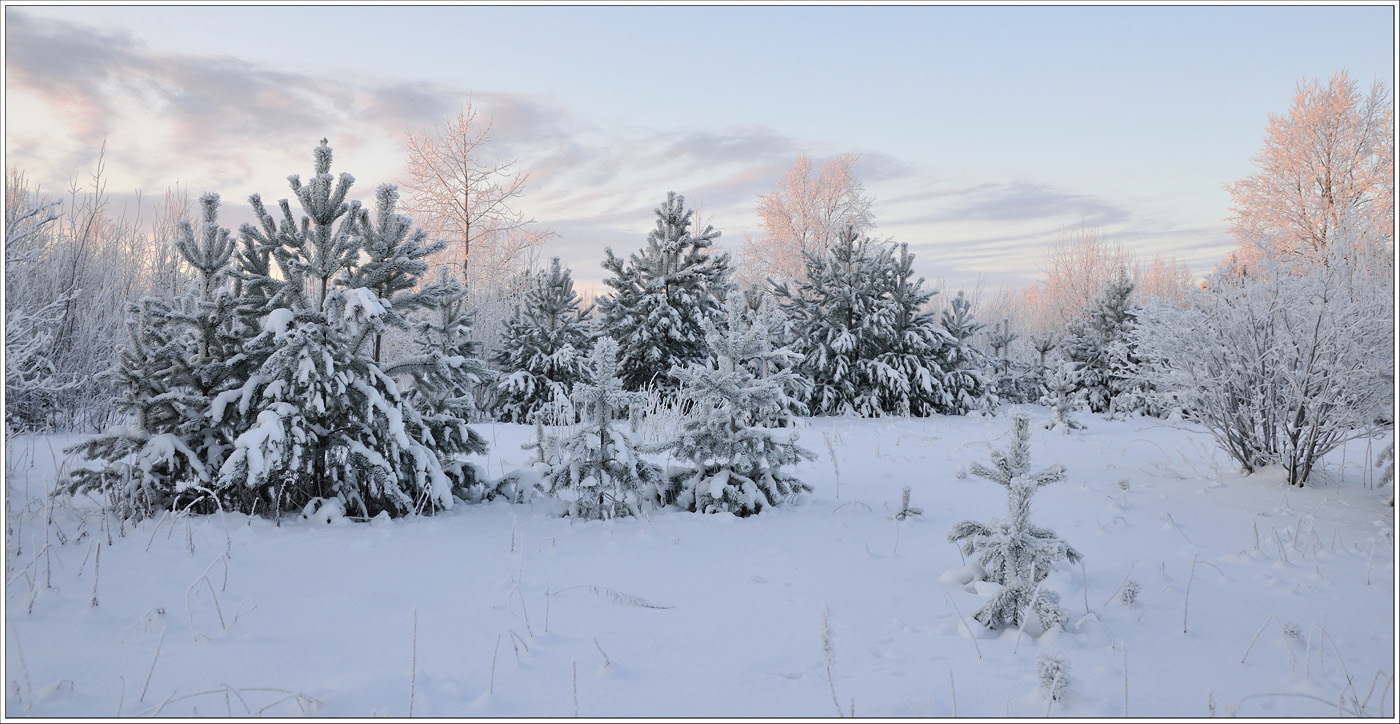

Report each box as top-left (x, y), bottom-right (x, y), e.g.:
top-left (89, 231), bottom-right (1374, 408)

top-left (4, 407), bottom-right (1394, 718)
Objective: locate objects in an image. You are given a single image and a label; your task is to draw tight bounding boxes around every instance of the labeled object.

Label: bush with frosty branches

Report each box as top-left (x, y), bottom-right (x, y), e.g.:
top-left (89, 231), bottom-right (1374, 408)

top-left (1134, 221), bottom-right (1393, 487)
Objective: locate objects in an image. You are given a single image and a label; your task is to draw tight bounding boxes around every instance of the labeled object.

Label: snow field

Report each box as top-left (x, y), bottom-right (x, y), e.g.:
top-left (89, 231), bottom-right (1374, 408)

top-left (4, 408), bottom-right (1394, 717)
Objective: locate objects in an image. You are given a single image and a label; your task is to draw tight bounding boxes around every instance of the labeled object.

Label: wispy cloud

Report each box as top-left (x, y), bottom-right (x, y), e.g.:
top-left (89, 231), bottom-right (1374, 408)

top-left (5, 10), bottom-right (1232, 292)
top-left (894, 181), bottom-right (1129, 226)
top-left (4, 10), bottom-right (816, 271)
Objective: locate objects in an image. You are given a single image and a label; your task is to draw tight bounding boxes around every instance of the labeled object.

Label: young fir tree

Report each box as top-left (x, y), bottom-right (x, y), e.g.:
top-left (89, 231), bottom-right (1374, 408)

top-left (67, 193), bottom-right (250, 518)
top-left (348, 185), bottom-right (452, 364)
top-left (652, 303), bottom-right (815, 516)
top-left (389, 265), bottom-right (493, 500)
top-left (1040, 361), bottom-right (1087, 432)
top-left (987, 318), bottom-right (1017, 376)
top-left (536, 337), bottom-right (661, 520)
top-left (737, 287), bottom-right (809, 424)
top-left (598, 192), bottom-right (733, 391)
top-left (938, 290), bottom-right (994, 414)
top-left (492, 257), bottom-right (596, 423)
top-left (771, 226), bottom-right (897, 417)
top-left (875, 243), bottom-right (959, 416)
top-left (948, 413), bottom-right (1082, 630)
top-left (1064, 269), bottom-right (1138, 414)
top-left (211, 140), bottom-right (478, 519)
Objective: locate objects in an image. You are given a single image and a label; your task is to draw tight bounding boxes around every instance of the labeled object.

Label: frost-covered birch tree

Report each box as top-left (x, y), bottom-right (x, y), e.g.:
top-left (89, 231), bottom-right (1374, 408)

top-left (1226, 70), bottom-right (1393, 266)
top-left (738, 154), bottom-right (876, 290)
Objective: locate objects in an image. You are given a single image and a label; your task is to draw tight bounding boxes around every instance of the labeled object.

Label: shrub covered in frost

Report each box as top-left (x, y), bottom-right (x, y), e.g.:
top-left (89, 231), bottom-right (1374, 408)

top-left (1134, 224), bottom-right (1393, 487)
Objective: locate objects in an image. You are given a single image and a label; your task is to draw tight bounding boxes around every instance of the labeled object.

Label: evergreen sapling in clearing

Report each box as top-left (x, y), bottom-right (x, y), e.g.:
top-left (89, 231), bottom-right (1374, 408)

top-left (536, 337), bottom-right (661, 520)
top-left (771, 226), bottom-right (896, 417)
top-left (1064, 268), bottom-right (1142, 415)
top-left (947, 413), bottom-right (1082, 629)
top-left (67, 194), bottom-right (247, 518)
top-left (876, 243), bottom-right (959, 416)
top-left (212, 141), bottom-right (480, 518)
top-left (597, 192), bottom-right (732, 392)
top-left (652, 303), bottom-right (815, 516)
top-left (938, 290), bottom-right (994, 414)
top-left (1040, 361), bottom-right (1087, 432)
top-left (388, 265), bottom-right (493, 501)
top-left (492, 257), bottom-right (595, 423)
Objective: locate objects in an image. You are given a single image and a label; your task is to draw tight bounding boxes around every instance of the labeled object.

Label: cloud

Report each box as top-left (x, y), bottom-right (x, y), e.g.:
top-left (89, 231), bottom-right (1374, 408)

top-left (6, 10), bottom-right (1229, 296)
top-left (660, 127), bottom-right (797, 166)
top-left (5, 10), bottom-right (919, 252)
top-left (897, 181), bottom-right (1130, 226)
top-left (4, 11), bottom-right (571, 196)
top-left (851, 151), bottom-right (918, 182)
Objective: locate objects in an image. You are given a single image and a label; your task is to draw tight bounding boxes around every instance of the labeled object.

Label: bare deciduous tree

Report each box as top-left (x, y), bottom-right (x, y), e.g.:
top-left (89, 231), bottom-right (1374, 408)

top-left (400, 104), bottom-right (535, 283)
top-left (739, 154), bottom-right (875, 289)
top-left (1225, 71), bottom-right (1394, 266)
top-left (1037, 222), bottom-right (1134, 331)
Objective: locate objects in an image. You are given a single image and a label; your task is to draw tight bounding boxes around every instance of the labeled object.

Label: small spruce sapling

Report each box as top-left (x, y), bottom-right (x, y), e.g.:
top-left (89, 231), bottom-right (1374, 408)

top-left (491, 257), bottom-right (595, 423)
top-left (1036, 654), bottom-right (1071, 702)
top-left (597, 192), bottom-right (732, 392)
top-left (652, 303), bottom-right (815, 516)
top-left (535, 337), bottom-right (660, 519)
top-left (1040, 361), bottom-right (1087, 432)
top-left (891, 487), bottom-right (923, 521)
top-left (1119, 580), bottom-right (1141, 605)
top-left (947, 413), bottom-right (1082, 629)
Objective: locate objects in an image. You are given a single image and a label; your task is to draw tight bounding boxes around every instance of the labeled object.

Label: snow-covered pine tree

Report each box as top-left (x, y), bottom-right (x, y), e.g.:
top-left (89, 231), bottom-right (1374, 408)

top-left (1064, 269), bottom-right (1138, 414)
top-left (987, 318), bottom-right (1017, 376)
top-left (1040, 361), bottom-right (1087, 432)
top-left (536, 337), bottom-right (661, 519)
top-left (771, 226), bottom-right (897, 417)
top-left (938, 290), bottom-right (994, 414)
top-left (351, 188), bottom-right (492, 499)
top-left (67, 194), bottom-right (247, 518)
top-left (737, 287), bottom-right (810, 425)
top-left (986, 317), bottom-right (1037, 403)
top-left (653, 302), bottom-right (815, 515)
top-left (492, 257), bottom-right (596, 423)
top-left (598, 192), bottom-right (733, 391)
top-left (876, 243), bottom-right (958, 416)
top-left (1029, 334), bottom-right (1057, 369)
top-left (388, 265), bottom-right (493, 500)
top-left (213, 140), bottom-right (475, 519)
top-left (348, 184), bottom-right (450, 363)
top-left (948, 413), bottom-right (1082, 630)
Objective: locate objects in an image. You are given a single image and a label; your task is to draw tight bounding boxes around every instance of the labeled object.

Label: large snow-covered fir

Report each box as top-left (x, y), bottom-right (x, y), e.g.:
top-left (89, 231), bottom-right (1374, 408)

top-left (3, 5), bottom-right (1395, 719)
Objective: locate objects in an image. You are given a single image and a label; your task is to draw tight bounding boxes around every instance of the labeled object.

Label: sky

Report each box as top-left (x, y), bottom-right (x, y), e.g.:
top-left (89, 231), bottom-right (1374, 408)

top-left (3, 3), bottom-right (1395, 293)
